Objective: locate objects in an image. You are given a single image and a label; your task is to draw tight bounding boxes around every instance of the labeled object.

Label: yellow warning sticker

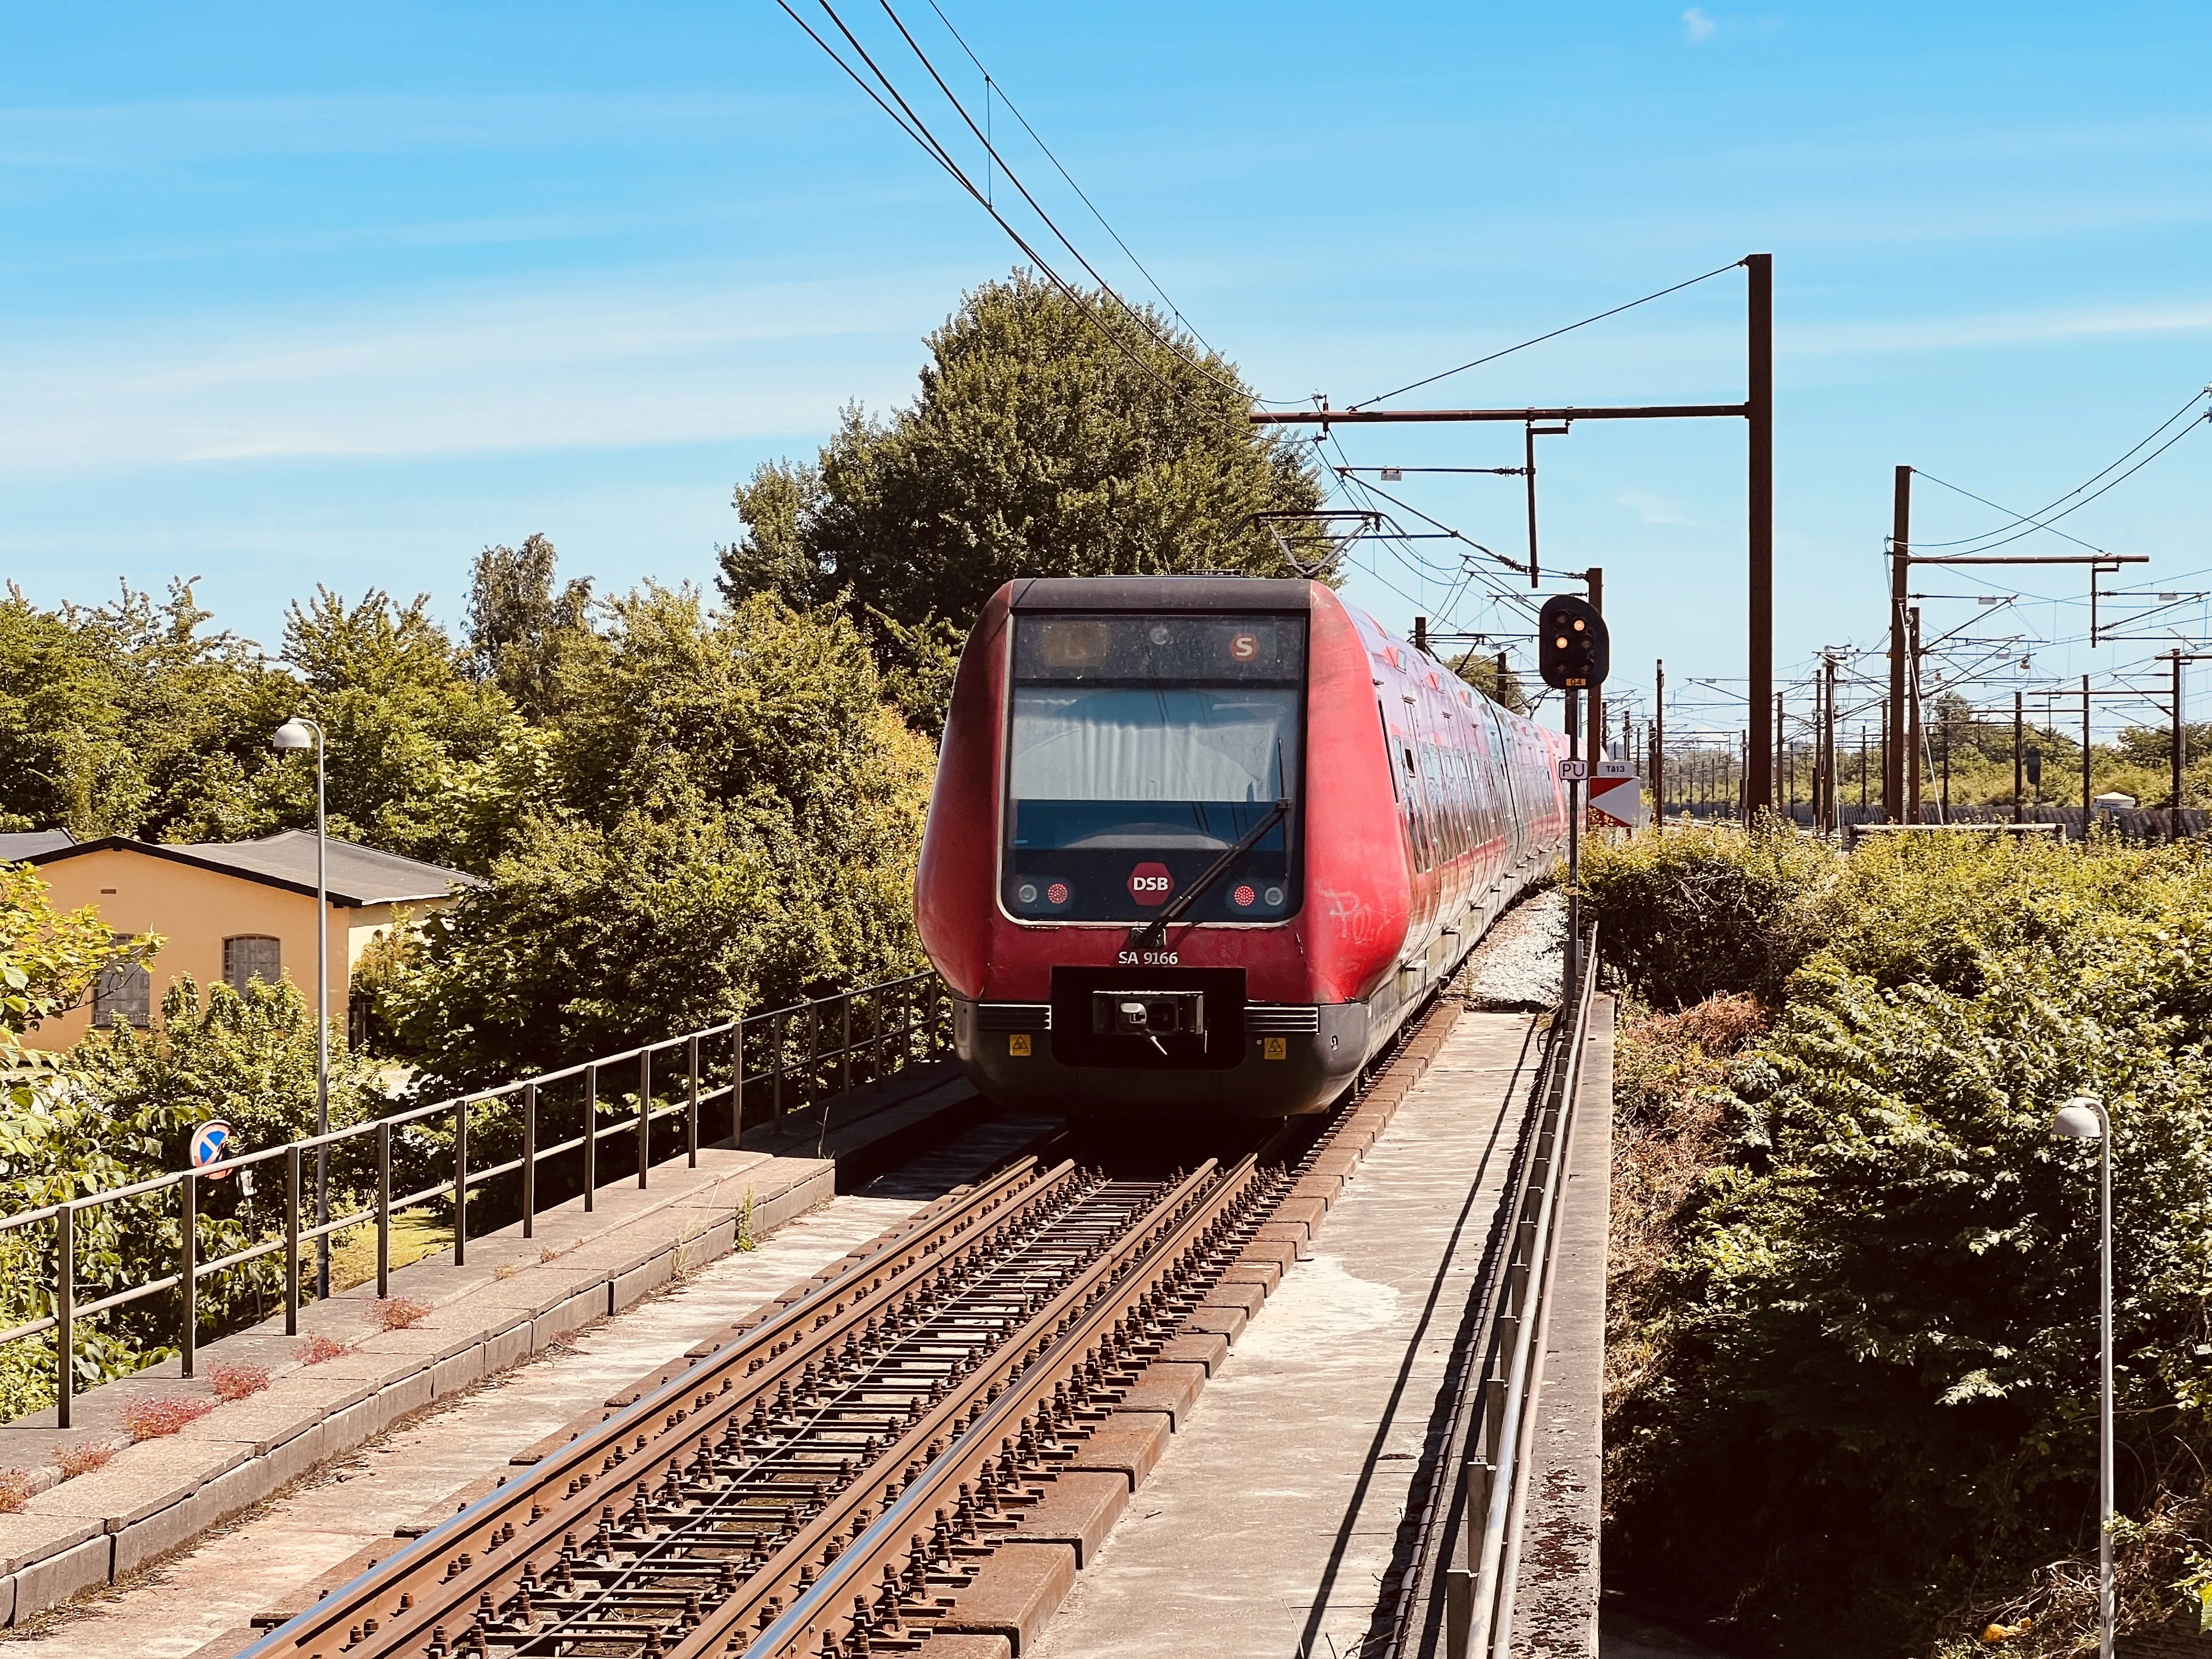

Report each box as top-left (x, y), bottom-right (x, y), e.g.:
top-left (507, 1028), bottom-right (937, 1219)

top-left (1263, 1037), bottom-right (1288, 1060)
top-left (1008, 1034), bottom-right (1032, 1057)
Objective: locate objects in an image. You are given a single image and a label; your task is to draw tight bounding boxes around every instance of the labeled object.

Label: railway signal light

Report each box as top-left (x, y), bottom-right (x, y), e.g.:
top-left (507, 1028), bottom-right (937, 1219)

top-left (1538, 596), bottom-right (1610, 691)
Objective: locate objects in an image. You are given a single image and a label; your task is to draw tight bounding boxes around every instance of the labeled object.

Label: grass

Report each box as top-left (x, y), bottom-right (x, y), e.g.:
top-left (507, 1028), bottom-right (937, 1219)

top-left (326, 1209), bottom-right (453, 1294)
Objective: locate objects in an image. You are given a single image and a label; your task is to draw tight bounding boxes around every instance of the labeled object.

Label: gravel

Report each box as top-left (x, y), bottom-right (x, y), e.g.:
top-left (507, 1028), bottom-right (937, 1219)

top-left (1458, 888), bottom-right (1566, 1011)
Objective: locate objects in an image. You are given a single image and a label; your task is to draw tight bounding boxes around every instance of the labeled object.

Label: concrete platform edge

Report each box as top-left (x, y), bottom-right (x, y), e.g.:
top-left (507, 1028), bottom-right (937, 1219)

top-left (0, 1067), bottom-right (978, 1627)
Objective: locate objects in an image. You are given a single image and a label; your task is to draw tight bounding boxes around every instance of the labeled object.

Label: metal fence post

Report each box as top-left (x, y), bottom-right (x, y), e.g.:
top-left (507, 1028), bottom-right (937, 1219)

top-left (376, 1120), bottom-right (392, 1299)
top-left (806, 1002), bottom-right (821, 1110)
top-left (285, 1146), bottom-right (300, 1333)
top-left (772, 1011), bottom-right (786, 1120)
top-left (637, 1049), bottom-right (651, 1189)
top-left (730, 1024), bottom-right (744, 1150)
top-left (453, 1100), bottom-right (468, 1268)
top-left (840, 995), bottom-right (853, 1097)
top-left (686, 1035), bottom-right (699, 1169)
top-left (522, 1082), bottom-right (538, 1238)
top-left (56, 1205), bottom-right (74, 1431)
top-left (872, 991), bottom-right (884, 1085)
top-left (180, 1172), bottom-right (198, 1379)
top-left (584, 1063), bottom-right (597, 1212)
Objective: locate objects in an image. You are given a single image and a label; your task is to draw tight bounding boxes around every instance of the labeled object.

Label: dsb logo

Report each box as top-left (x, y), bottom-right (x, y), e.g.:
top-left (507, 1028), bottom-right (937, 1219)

top-left (1127, 862), bottom-right (1174, 905)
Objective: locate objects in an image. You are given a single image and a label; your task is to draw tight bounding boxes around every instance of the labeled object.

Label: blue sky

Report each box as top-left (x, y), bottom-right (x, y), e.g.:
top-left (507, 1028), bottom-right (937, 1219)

top-left (6, 2), bottom-right (2210, 750)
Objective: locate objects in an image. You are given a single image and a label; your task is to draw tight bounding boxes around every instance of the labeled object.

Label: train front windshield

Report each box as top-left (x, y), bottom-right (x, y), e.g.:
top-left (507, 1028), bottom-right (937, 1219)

top-left (1003, 612), bottom-right (1305, 923)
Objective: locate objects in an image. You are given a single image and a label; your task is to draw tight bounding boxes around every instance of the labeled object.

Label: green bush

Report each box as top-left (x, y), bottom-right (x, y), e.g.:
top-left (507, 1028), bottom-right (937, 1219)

top-left (1579, 818), bottom-right (1839, 1007)
top-left (1602, 831), bottom-right (2212, 1654)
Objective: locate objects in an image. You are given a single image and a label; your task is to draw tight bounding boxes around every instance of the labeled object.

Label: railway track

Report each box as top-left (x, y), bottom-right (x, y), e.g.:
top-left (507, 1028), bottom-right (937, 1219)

top-left (242, 1146), bottom-right (1287, 1659)
top-left (240, 991), bottom-right (1469, 1659)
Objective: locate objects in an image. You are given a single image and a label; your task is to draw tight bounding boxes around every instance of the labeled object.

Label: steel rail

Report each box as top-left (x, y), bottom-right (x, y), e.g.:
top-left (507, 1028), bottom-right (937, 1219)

top-left (236, 981), bottom-right (1453, 1659)
top-left (240, 1153), bottom-right (1066, 1658)
top-left (714, 1155), bottom-right (1279, 1658)
top-left (1452, 928), bottom-right (1598, 1659)
top-left (1369, 930), bottom-right (1598, 1659)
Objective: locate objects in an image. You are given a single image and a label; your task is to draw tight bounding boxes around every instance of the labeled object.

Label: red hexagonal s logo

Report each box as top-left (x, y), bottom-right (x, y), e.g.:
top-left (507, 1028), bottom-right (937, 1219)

top-left (1127, 862), bottom-right (1173, 906)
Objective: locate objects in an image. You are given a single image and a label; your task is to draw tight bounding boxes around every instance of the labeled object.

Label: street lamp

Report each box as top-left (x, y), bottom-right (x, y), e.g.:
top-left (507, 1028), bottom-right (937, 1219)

top-left (272, 716), bottom-right (331, 1301)
top-left (2051, 1094), bottom-right (2113, 1659)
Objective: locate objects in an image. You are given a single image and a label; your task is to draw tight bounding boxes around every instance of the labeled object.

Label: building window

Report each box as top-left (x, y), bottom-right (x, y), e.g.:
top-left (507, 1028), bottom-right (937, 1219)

top-left (92, 957), bottom-right (151, 1029)
top-left (223, 935), bottom-right (282, 992)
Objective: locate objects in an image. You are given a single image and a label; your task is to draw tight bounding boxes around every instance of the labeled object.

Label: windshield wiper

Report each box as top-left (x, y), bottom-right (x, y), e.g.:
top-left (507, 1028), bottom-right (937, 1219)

top-left (1132, 798), bottom-right (1290, 950)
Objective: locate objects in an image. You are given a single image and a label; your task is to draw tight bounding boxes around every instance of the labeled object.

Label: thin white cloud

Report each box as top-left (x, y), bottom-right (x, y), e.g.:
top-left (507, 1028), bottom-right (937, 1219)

top-left (0, 267), bottom-right (962, 478)
top-left (1683, 8), bottom-right (1717, 43)
top-left (0, 91), bottom-right (826, 171)
top-left (1784, 298), bottom-right (2212, 357)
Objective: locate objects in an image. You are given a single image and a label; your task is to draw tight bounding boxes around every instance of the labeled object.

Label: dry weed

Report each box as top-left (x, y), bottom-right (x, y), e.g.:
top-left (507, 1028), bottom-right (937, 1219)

top-left (122, 1396), bottom-right (216, 1441)
top-left (208, 1362), bottom-right (270, 1401)
top-left (54, 1443), bottom-right (114, 1480)
top-left (371, 1297), bottom-right (430, 1331)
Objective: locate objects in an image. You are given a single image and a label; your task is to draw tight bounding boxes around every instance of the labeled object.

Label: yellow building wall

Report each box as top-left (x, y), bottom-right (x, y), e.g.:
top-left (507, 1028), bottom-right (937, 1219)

top-left (29, 848), bottom-right (357, 1051)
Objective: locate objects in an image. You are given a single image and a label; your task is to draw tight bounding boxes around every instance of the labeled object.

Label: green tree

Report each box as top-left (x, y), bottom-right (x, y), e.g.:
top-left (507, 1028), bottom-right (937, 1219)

top-left (0, 871), bottom-right (298, 1413)
top-left (166, 587), bottom-right (549, 874)
top-left (74, 973), bottom-right (380, 1158)
top-left (719, 270), bottom-right (1325, 647)
top-left (389, 591), bottom-right (935, 1088)
top-left (0, 580), bottom-right (297, 842)
top-left (466, 534), bottom-right (596, 722)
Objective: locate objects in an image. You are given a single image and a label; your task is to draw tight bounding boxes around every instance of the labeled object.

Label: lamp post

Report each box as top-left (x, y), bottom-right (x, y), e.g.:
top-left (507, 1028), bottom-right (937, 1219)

top-left (2051, 1094), bottom-right (2113, 1659)
top-left (272, 716), bottom-right (330, 1301)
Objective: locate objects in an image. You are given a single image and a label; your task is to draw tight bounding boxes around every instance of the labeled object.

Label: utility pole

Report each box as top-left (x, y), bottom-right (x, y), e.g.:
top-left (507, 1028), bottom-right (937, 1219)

top-left (1585, 568), bottom-right (1605, 761)
top-left (1773, 692), bottom-right (1785, 823)
top-left (1906, 607), bottom-right (1924, 823)
top-left (1654, 659), bottom-right (1666, 833)
top-left (1496, 650), bottom-right (1509, 711)
top-left (1748, 251), bottom-right (1774, 813)
top-left (1859, 725), bottom-right (1869, 816)
top-left (2082, 673), bottom-right (2093, 838)
top-left (1942, 704), bottom-right (1951, 816)
top-left (2172, 651), bottom-right (2185, 844)
top-left (1886, 465), bottom-right (1911, 820)
top-left (1823, 655), bottom-right (1839, 834)
top-left (2014, 693), bottom-right (2025, 826)
top-left (1413, 616), bottom-right (1429, 656)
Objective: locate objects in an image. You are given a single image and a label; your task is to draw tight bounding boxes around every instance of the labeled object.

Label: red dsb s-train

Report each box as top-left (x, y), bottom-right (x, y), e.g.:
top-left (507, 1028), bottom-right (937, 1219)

top-left (915, 575), bottom-right (1571, 1117)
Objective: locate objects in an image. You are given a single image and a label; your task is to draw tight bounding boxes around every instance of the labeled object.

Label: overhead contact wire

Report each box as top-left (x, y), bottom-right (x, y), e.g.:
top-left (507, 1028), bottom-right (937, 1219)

top-left (784, 0), bottom-right (1194, 405)
top-left (1353, 258), bottom-right (1746, 410)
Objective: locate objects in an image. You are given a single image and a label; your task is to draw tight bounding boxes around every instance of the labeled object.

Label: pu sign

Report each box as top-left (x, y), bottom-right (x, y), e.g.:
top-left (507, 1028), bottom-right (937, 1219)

top-left (1127, 862), bottom-right (1175, 905)
top-left (1587, 760), bottom-right (1647, 830)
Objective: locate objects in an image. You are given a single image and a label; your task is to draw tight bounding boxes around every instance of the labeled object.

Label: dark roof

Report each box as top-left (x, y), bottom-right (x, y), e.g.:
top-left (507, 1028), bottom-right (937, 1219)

top-left (20, 832), bottom-right (485, 907)
top-left (0, 830), bottom-right (75, 862)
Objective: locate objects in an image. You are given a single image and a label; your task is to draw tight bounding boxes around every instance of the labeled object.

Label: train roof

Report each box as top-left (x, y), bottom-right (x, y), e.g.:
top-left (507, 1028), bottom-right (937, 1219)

top-left (1006, 575), bottom-right (1315, 612)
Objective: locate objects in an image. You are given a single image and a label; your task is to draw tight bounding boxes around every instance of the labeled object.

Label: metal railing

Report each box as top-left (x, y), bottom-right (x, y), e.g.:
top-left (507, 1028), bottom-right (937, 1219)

top-left (1376, 927), bottom-right (1599, 1659)
top-left (2, 969), bottom-right (951, 1427)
